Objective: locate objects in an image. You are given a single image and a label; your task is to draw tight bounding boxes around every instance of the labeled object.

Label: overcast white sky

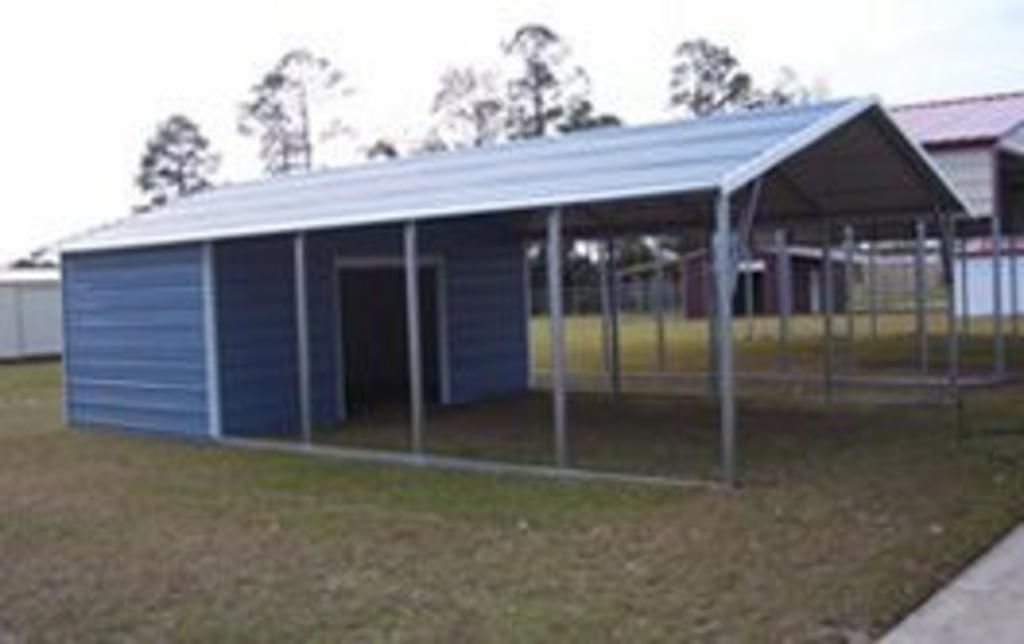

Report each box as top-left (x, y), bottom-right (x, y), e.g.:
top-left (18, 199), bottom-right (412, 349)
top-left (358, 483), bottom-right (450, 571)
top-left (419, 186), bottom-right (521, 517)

top-left (0, 0), bottom-right (1021, 263)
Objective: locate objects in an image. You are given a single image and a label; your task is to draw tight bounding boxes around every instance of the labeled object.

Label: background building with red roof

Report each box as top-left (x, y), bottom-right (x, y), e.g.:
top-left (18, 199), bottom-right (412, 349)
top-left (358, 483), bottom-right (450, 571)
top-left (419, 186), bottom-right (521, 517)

top-left (893, 91), bottom-right (1024, 317)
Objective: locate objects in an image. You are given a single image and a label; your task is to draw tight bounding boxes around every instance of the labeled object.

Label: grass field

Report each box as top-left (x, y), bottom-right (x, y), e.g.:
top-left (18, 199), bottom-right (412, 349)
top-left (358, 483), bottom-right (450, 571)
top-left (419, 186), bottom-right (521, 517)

top-left (530, 312), bottom-right (1024, 376)
top-left (2, 359), bottom-right (1023, 641)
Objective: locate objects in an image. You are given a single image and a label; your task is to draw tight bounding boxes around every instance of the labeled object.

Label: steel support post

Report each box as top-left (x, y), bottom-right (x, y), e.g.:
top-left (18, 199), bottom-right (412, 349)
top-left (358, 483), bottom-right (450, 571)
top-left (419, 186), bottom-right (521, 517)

top-left (822, 226), bottom-right (836, 401)
top-left (868, 237), bottom-right (879, 340)
top-left (201, 242), bottom-right (222, 440)
top-left (605, 237), bottom-right (622, 397)
top-left (743, 262), bottom-right (755, 340)
top-left (941, 214), bottom-right (962, 434)
top-left (293, 233), bottom-right (312, 445)
top-left (679, 265), bottom-right (688, 321)
top-left (992, 216), bottom-right (1006, 377)
top-left (653, 238), bottom-right (668, 371)
top-left (915, 219), bottom-right (929, 373)
top-left (960, 235), bottom-right (971, 337)
top-left (775, 229), bottom-right (792, 371)
top-left (1010, 232), bottom-right (1020, 342)
top-left (598, 241), bottom-right (613, 376)
top-left (547, 209), bottom-right (569, 468)
top-left (844, 225), bottom-right (856, 368)
top-left (706, 239), bottom-right (719, 397)
top-left (712, 192), bottom-right (738, 488)
top-left (404, 222), bottom-right (426, 454)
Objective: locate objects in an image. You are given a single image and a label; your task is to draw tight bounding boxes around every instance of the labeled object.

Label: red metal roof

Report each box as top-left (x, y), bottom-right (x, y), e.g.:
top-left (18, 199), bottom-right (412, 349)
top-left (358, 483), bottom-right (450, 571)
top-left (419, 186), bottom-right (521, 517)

top-left (891, 91), bottom-right (1024, 147)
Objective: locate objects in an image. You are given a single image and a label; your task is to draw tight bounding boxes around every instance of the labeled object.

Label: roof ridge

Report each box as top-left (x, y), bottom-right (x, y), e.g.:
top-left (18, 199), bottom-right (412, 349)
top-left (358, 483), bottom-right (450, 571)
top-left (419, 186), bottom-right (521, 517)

top-left (892, 90), bottom-right (1024, 112)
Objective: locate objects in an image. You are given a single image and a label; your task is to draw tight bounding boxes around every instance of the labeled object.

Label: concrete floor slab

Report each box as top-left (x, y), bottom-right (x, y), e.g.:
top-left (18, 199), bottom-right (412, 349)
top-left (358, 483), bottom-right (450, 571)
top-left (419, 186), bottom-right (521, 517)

top-left (882, 525), bottom-right (1024, 644)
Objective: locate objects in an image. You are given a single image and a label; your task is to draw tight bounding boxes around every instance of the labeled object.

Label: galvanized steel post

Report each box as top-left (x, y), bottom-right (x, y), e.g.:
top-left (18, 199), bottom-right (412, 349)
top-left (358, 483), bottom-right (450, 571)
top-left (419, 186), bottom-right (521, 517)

top-left (743, 259), bottom-right (755, 341)
top-left (822, 225), bottom-right (836, 402)
top-left (653, 238), bottom-right (668, 371)
top-left (293, 233), bottom-right (312, 445)
top-left (844, 224), bottom-right (856, 368)
top-left (547, 208), bottom-right (569, 468)
top-left (706, 236), bottom-right (719, 398)
top-left (960, 235), bottom-right (971, 337)
top-left (914, 219), bottom-right (929, 373)
top-left (202, 242), bottom-right (222, 440)
top-left (992, 216), bottom-right (1006, 377)
top-left (1010, 232), bottom-right (1020, 341)
top-left (598, 241), bottom-right (613, 376)
top-left (775, 229), bottom-right (792, 371)
top-left (713, 192), bottom-right (738, 487)
top-left (868, 236), bottom-right (879, 340)
top-left (404, 222), bottom-right (425, 454)
top-left (605, 237), bottom-right (622, 398)
top-left (941, 213), bottom-right (962, 435)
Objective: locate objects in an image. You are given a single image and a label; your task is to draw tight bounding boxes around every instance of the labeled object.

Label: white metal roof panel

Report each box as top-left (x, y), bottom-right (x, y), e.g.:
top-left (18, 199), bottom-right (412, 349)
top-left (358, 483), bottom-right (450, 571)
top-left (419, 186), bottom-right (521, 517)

top-left (68, 99), bottom-right (894, 253)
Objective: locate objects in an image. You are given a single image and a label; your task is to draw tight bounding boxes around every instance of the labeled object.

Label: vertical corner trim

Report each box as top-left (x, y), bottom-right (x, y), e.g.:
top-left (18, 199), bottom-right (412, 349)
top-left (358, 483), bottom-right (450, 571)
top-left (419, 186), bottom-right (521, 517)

top-left (202, 241), bottom-right (223, 440)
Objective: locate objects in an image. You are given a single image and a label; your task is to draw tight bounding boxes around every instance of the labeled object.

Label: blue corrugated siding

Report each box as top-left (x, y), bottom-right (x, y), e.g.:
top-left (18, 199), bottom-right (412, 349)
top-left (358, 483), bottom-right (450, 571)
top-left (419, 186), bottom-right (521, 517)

top-left (63, 245), bottom-right (210, 437)
top-left (63, 220), bottom-right (528, 440)
top-left (305, 220), bottom-right (529, 413)
top-left (306, 235), bottom-right (341, 425)
top-left (425, 221), bottom-right (528, 403)
top-left (215, 236), bottom-right (301, 437)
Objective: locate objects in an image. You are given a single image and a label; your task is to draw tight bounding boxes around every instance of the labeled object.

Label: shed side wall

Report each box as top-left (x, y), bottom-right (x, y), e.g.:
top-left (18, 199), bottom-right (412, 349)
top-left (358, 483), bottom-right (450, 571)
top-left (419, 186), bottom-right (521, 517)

top-left (63, 245), bottom-right (210, 436)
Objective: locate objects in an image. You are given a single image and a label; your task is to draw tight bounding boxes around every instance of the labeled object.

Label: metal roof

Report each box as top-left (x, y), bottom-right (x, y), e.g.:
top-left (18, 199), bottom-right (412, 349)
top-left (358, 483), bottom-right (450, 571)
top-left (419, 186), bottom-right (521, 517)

top-left (67, 97), bottom-right (963, 253)
top-left (892, 91), bottom-right (1024, 147)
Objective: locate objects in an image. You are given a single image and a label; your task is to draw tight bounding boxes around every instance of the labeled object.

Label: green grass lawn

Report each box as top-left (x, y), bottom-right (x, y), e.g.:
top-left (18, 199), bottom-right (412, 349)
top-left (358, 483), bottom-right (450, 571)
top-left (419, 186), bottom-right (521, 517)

top-left (531, 312), bottom-right (1024, 377)
top-left (2, 359), bottom-right (1023, 641)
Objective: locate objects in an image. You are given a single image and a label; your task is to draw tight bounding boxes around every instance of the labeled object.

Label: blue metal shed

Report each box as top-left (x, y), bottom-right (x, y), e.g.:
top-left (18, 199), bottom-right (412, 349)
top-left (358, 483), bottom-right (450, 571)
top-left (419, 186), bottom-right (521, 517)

top-left (61, 98), bottom-right (968, 485)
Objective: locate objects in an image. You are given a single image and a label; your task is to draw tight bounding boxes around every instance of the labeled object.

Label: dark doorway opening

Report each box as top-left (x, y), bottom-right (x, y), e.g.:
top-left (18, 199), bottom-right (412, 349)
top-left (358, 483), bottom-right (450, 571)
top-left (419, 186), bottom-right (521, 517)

top-left (338, 265), bottom-right (440, 417)
top-left (733, 271), bottom-right (766, 315)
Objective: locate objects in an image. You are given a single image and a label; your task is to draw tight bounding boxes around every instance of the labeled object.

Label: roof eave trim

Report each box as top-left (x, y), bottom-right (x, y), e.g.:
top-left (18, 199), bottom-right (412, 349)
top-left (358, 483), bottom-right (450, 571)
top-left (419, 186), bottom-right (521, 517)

top-left (62, 180), bottom-right (721, 254)
top-left (998, 124), bottom-right (1024, 156)
top-left (719, 98), bottom-right (876, 195)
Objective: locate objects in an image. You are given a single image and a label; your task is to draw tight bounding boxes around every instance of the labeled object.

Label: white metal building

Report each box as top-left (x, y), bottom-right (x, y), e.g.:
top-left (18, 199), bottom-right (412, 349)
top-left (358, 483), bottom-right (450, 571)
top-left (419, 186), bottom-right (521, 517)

top-left (893, 91), bottom-right (1024, 318)
top-left (0, 269), bottom-right (62, 360)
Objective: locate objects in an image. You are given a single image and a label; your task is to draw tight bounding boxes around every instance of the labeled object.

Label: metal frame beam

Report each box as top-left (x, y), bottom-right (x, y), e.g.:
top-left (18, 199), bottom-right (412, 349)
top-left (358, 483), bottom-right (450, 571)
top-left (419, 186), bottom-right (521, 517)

top-left (221, 437), bottom-right (720, 490)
